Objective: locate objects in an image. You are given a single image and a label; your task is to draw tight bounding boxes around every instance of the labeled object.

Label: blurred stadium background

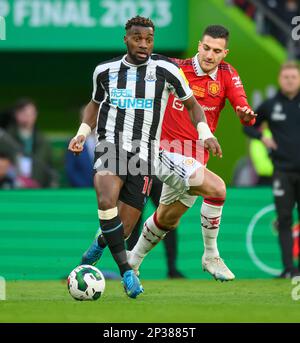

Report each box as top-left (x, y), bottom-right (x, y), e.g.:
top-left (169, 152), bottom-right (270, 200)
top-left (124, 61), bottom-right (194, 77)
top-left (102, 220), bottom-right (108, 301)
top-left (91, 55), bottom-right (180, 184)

top-left (0, 0), bottom-right (299, 282)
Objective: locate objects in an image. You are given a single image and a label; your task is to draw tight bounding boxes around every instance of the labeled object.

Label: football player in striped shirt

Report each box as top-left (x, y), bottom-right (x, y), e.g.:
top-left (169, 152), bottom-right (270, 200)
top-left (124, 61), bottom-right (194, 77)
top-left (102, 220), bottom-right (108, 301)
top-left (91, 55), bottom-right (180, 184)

top-left (68, 16), bottom-right (221, 297)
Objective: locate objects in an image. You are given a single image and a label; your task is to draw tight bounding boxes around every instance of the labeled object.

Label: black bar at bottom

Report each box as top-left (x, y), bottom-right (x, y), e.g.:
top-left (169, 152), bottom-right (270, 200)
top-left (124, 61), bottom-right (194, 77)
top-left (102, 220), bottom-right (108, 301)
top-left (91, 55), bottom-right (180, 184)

top-left (0, 323), bottom-right (299, 340)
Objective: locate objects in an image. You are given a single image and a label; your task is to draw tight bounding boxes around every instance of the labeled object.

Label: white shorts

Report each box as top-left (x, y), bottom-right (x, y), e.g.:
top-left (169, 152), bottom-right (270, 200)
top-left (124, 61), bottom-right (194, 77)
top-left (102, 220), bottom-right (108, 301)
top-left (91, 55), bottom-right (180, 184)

top-left (155, 150), bottom-right (204, 208)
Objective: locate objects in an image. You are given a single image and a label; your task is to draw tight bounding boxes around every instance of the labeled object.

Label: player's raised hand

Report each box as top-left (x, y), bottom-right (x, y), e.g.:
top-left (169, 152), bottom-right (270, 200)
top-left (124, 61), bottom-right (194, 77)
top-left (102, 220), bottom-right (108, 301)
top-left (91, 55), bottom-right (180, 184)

top-left (236, 106), bottom-right (257, 123)
top-left (68, 135), bottom-right (86, 155)
top-left (204, 137), bottom-right (223, 158)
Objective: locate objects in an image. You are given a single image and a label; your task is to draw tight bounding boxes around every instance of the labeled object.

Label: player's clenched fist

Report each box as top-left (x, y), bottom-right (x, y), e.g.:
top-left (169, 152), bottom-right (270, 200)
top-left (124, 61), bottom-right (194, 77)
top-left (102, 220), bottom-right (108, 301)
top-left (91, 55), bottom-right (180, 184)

top-left (68, 122), bottom-right (92, 155)
top-left (68, 135), bottom-right (86, 155)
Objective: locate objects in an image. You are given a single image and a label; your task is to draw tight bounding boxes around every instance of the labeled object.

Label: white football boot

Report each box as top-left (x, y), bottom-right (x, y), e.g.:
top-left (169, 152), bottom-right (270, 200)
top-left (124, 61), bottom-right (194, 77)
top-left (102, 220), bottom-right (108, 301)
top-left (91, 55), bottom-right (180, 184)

top-left (202, 255), bottom-right (235, 282)
top-left (126, 250), bottom-right (143, 276)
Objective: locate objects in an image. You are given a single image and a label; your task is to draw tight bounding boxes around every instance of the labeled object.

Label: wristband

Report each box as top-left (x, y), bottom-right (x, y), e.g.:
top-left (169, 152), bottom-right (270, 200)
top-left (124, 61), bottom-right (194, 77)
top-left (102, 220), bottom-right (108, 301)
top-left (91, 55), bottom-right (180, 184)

top-left (75, 123), bottom-right (92, 138)
top-left (197, 122), bottom-right (214, 141)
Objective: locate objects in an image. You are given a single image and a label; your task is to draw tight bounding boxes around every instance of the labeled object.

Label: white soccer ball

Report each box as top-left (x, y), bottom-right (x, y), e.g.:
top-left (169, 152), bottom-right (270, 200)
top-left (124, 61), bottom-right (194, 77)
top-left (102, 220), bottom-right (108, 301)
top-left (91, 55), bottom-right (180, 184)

top-left (67, 265), bottom-right (105, 301)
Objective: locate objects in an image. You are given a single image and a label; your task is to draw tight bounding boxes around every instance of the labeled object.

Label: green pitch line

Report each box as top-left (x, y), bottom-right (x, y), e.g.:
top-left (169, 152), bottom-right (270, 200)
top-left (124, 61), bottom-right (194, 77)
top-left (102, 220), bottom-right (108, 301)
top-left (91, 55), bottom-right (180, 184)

top-left (0, 280), bottom-right (299, 323)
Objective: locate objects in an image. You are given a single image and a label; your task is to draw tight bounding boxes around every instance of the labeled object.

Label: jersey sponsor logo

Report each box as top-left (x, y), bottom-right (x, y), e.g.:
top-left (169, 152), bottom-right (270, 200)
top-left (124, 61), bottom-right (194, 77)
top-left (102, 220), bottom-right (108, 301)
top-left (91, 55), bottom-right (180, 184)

top-left (144, 71), bottom-right (157, 82)
top-left (110, 88), bottom-right (153, 109)
top-left (111, 88), bottom-right (132, 97)
top-left (111, 98), bottom-right (153, 109)
top-left (172, 97), bottom-right (184, 111)
top-left (208, 81), bottom-right (220, 96)
top-left (191, 85), bottom-right (205, 97)
top-left (202, 106), bottom-right (217, 111)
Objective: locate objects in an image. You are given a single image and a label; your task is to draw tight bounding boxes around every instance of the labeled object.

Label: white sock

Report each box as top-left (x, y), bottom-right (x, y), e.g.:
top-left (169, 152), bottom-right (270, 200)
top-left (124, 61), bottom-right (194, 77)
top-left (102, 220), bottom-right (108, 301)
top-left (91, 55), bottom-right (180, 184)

top-left (201, 201), bottom-right (223, 259)
top-left (130, 212), bottom-right (167, 267)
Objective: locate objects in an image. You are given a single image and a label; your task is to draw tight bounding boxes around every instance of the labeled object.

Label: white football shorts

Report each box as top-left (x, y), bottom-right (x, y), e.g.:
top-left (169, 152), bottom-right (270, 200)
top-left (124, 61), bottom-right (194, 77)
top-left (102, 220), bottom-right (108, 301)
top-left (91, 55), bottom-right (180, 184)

top-left (155, 150), bottom-right (204, 208)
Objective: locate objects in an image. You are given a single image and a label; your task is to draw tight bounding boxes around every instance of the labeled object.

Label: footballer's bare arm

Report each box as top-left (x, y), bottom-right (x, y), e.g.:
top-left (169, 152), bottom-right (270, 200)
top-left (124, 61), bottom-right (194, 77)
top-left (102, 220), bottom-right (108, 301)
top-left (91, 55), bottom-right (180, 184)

top-left (68, 100), bottom-right (99, 155)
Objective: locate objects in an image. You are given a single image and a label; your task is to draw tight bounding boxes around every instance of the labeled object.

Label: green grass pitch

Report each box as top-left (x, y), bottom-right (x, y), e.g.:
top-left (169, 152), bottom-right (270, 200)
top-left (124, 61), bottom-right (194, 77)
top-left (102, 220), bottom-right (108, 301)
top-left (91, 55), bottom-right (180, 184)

top-left (0, 279), bottom-right (299, 323)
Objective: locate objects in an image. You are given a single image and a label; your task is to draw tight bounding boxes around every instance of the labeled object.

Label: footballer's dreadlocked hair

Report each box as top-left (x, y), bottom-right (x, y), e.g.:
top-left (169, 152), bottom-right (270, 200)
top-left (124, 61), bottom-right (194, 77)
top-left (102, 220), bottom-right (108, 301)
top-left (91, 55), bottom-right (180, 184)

top-left (125, 15), bottom-right (155, 32)
top-left (202, 25), bottom-right (229, 43)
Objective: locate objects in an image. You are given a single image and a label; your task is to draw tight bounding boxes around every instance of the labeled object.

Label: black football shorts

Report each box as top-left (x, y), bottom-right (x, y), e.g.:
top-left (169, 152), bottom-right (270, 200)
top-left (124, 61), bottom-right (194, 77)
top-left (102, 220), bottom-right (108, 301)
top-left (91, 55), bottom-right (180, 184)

top-left (93, 141), bottom-right (153, 211)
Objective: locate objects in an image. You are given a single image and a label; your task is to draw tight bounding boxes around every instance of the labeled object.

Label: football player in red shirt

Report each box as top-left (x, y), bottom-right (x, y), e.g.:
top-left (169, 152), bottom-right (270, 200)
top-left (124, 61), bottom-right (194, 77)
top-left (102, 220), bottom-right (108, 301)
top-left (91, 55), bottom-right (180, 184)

top-left (128, 25), bottom-right (256, 281)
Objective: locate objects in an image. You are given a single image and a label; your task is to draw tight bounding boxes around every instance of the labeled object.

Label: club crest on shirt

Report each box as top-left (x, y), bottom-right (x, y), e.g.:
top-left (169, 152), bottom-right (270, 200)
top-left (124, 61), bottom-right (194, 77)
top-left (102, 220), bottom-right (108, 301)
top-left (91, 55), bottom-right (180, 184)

top-left (208, 81), bottom-right (220, 96)
top-left (144, 71), bottom-right (157, 82)
top-left (183, 158), bottom-right (195, 166)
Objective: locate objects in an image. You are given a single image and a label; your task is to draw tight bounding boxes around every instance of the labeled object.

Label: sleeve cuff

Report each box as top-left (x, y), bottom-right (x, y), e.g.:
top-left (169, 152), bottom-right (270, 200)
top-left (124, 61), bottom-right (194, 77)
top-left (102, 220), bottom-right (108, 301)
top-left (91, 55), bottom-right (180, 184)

top-left (179, 90), bottom-right (193, 101)
top-left (240, 117), bottom-right (256, 126)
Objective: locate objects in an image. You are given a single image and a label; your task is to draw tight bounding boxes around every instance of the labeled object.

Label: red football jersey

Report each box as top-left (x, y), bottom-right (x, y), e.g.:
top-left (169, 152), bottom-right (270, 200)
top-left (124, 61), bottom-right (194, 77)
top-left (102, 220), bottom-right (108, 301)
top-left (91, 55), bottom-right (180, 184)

top-left (161, 54), bottom-right (250, 164)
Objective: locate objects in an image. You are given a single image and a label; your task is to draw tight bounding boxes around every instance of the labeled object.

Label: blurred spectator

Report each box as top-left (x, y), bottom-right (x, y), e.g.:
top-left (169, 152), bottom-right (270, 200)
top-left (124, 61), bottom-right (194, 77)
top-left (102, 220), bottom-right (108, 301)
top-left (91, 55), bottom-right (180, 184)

top-left (249, 127), bottom-right (274, 185)
top-left (231, 156), bottom-right (258, 187)
top-left (244, 61), bottom-right (300, 278)
top-left (65, 134), bottom-right (95, 187)
top-left (6, 98), bottom-right (58, 188)
top-left (65, 109), bottom-right (95, 187)
top-left (0, 152), bottom-right (15, 189)
top-left (0, 127), bottom-right (21, 160)
top-left (269, 0), bottom-right (300, 47)
top-left (0, 128), bottom-right (40, 189)
top-left (0, 107), bottom-right (14, 129)
top-left (233, 0), bottom-right (256, 18)
top-left (234, 1), bottom-right (300, 55)
top-left (232, 128), bottom-right (273, 187)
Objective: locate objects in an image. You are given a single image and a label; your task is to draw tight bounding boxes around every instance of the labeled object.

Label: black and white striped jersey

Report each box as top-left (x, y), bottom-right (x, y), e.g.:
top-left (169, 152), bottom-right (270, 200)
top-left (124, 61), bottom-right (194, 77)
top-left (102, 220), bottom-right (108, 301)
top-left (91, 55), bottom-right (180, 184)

top-left (92, 54), bottom-right (193, 163)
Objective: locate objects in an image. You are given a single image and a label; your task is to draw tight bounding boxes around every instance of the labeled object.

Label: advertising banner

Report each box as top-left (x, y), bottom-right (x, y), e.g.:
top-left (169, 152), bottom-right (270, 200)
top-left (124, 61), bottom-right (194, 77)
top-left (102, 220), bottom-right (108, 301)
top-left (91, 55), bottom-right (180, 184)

top-left (0, 0), bottom-right (187, 50)
top-left (1, 188), bottom-right (295, 280)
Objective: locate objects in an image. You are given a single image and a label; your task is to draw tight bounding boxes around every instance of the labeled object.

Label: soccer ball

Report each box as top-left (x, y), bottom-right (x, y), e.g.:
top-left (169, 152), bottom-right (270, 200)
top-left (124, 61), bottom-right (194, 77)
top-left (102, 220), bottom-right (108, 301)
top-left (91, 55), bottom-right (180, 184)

top-left (67, 265), bottom-right (105, 301)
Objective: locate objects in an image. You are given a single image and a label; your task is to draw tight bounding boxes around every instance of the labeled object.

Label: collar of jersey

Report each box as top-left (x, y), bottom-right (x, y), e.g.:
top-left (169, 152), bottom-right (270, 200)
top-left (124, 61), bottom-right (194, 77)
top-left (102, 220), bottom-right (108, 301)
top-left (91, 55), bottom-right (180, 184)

top-left (192, 54), bottom-right (218, 80)
top-left (122, 54), bottom-right (151, 68)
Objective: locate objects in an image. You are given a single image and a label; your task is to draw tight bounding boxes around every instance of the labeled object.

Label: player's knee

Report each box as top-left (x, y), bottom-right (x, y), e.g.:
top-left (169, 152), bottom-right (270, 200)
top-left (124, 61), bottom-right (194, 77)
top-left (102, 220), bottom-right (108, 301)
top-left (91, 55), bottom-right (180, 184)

top-left (203, 177), bottom-right (226, 199)
top-left (158, 218), bottom-right (178, 230)
top-left (156, 210), bottom-right (178, 230)
top-left (213, 179), bottom-right (226, 199)
top-left (98, 197), bottom-right (117, 211)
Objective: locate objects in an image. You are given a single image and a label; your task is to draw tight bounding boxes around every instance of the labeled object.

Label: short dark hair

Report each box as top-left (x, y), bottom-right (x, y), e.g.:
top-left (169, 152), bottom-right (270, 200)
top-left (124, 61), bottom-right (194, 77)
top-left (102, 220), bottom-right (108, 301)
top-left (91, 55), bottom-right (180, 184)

top-left (125, 15), bottom-right (155, 32)
top-left (0, 151), bottom-right (13, 163)
top-left (14, 98), bottom-right (36, 114)
top-left (202, 25), bottom-right (229, 43)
